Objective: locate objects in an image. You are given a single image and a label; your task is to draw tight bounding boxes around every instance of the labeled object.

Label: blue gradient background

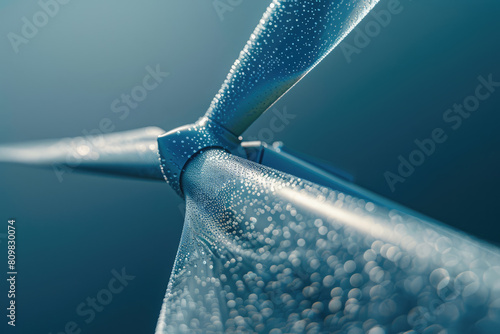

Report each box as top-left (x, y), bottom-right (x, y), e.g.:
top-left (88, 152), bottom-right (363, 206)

top-left (0, 0), bottom-right (499, 333)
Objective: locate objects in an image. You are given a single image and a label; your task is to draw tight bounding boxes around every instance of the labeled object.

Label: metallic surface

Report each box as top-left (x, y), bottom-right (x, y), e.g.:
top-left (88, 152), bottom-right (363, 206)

top-left (157, 149), bottom-right (500, 333)
top-left (0, 127), bottom-right (165, 180)
top-left (157, 117), bottom-right (241, 196)
top-left (204, 0), bottom-right (380, 136)
top-left (158, 0), bottom-right (381, 196)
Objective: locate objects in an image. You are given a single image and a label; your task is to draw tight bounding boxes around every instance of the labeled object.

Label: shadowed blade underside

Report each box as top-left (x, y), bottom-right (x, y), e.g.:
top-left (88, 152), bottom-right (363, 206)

top-left (0, 127), bottom-right (165, 180)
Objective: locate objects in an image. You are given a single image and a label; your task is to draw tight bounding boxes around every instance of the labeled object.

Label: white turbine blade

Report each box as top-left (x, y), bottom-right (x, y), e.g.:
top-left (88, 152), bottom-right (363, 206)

top-left (0, 127), bottom-right (165, 180)
top-left (156, 149), bottom-right (500, 333)
top-left (205, 0), bottom-right (380, 136)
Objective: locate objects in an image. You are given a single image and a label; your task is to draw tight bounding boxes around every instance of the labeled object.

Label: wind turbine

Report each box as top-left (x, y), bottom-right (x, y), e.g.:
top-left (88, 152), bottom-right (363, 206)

top-left (1, 0), bottom-right (500, 333)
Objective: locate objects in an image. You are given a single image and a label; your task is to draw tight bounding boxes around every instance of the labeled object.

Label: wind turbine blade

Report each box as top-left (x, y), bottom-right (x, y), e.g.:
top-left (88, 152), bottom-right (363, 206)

top-left (0, 127), bottom-right (165, 180)
top-left (204, 0), bottom-right (380, 136)
top-left (156, 149), bottom-right (500, 333)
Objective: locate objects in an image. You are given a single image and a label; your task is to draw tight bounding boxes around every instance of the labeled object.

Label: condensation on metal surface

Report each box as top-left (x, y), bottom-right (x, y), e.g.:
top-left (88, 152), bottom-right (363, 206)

top-left (157, 118), bottom-right (240, 196)
top-left (156, 149), bottom-right (500, 333)
top-left (204, 0), bottom-right (379, 136)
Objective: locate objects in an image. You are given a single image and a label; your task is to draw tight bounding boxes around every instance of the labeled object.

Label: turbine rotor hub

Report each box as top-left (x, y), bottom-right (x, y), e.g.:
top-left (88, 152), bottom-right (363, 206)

top-left (157, 117), bottom-right (242, 196)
